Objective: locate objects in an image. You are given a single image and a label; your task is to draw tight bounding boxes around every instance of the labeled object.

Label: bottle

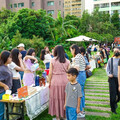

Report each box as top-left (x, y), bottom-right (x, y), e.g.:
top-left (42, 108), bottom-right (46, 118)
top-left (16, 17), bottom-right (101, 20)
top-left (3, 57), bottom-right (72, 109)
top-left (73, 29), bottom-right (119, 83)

top-left (35, 75), bottom-right (39, 86)
top-left (42, 71), bottom-right (47, 83)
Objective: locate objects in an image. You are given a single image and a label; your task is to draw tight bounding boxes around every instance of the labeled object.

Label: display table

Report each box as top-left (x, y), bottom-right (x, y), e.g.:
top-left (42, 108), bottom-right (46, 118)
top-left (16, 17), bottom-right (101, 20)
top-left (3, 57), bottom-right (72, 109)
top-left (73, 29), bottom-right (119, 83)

top-left (0, 84), bottom-right (49, 120)
top-left (25, 84), bottom-right (49, 120)
top-left (0, 99), bottom-right (25, 120)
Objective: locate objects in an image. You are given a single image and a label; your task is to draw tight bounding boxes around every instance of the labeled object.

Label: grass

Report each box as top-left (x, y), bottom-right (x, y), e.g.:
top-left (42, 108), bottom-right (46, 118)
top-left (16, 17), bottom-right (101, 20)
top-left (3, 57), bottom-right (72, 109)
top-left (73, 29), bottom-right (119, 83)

top-left (85, 94), bottom-right (109, 98)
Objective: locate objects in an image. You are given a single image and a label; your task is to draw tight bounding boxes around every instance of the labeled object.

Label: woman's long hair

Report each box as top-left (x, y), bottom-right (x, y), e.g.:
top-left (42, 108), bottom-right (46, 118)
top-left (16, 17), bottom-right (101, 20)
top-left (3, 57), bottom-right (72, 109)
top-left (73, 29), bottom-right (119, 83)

top-left (70, 44), bottom-right (80, 57)
top-left (0, 51), bottom-right (10, 66)
top-left (11, 49), bottom-right (20, 66)
top-left (54, 45), bottom-right (66, 63)
top-left (26, 48), bottom-right (35, 63)
top-left (40, 49), bottom-right (46, 61)
top-left (80, 47), bottom-right (89, 62)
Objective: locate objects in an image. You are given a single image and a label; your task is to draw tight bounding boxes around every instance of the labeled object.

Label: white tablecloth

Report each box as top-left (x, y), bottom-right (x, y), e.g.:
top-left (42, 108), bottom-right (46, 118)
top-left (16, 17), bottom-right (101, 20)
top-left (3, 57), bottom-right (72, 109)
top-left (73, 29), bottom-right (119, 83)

top-left (25, 84), bottom-right (49, 120)
top-left (89, 59), bottom-right (96, 72)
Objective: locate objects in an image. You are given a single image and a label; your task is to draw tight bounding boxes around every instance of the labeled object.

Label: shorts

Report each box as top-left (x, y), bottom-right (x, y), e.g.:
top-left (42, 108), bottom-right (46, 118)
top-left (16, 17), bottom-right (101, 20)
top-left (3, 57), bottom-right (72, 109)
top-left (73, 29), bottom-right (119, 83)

top-left (66, 106), bottom-right (77, 120)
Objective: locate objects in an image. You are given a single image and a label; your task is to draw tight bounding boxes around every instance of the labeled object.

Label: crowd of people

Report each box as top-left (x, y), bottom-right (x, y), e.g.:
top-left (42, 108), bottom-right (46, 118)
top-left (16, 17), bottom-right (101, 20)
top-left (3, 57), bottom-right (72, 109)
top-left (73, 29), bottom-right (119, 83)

top-left (0, 42), bottom-right (120, 120)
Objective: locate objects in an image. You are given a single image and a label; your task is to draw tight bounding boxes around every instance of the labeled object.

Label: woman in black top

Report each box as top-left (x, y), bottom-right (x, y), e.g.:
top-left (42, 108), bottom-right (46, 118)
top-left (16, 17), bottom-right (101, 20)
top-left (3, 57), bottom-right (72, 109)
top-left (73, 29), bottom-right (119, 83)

top-left (118, 59), bottom-right (120, 92)
top-left (106, 47), bottom-right (120, 114)
top-left (0, 51), bottom-right (13, 120)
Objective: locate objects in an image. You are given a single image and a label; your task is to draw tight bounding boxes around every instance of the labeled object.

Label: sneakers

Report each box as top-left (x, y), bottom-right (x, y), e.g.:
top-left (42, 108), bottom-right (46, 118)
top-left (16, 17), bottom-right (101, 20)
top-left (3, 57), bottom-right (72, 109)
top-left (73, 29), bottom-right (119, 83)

top-left (77, 112), bottom-right (85, 118)
top-left (52, 118), bottom-right (56, 120)
top-left (83, 111), bottom-right (85, 115)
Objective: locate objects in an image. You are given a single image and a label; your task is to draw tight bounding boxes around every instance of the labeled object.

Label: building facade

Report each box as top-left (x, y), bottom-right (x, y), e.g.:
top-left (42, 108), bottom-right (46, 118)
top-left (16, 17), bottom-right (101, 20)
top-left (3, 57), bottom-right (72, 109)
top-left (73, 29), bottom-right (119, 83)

top-left (93, 0), bottom-right (120, 16)
top-left (64, 0), bottom-right (82, 17)
top-left (0, 0), bottom-right (64, 18)
top-left (81, 0), bottom-right (93, 15)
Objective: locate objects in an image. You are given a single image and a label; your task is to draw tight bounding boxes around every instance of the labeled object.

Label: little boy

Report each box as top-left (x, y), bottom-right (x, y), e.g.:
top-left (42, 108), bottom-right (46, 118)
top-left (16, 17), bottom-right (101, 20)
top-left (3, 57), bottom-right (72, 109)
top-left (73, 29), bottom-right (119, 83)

top-left (64, 68), bottom-right (82, 120)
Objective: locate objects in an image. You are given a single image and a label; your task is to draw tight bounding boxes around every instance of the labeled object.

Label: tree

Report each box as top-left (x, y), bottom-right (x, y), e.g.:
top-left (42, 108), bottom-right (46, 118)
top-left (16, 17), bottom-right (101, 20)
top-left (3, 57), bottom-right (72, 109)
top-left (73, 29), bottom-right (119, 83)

top-left (101, 34), bottom-right (114, 43)
top-left (111, 11), bottom-right (120, 30)
top-left (85, 32), bottom-right (103, 42)
top-left (80, 10), bottom-right (91, 33)
top-left (12, 30), bottom-right (45, 56)
top-left (6, 8), bottom-right (53, 41)
top-left (53, 11), bottom-right (78, 43)
top-left (0, 8), bottom-right (15, 25)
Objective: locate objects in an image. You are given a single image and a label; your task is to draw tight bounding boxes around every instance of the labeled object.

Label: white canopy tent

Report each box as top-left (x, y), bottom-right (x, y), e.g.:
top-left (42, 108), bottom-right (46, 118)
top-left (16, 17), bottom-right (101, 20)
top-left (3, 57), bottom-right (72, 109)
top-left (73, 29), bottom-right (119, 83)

top-left (66, 35), bottom-right (98, 42)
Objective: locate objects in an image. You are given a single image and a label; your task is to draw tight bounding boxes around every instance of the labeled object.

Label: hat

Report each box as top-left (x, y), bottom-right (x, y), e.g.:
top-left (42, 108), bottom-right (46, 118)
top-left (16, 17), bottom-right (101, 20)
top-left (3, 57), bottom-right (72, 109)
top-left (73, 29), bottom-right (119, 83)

top-left (17, 43), bottom-right (25, 48)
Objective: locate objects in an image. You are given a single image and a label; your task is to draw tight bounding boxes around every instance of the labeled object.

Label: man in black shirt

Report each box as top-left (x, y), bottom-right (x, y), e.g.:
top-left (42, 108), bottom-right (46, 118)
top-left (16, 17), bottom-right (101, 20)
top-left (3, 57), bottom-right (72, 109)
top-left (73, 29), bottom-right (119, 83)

top-left (17, 43), bottom-right (26, 80)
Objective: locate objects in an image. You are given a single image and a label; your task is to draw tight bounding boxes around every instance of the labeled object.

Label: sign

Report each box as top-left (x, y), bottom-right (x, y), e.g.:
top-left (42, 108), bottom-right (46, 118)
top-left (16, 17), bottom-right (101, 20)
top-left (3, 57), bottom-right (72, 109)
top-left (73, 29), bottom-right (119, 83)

top-left (17, 86), bottom-right (28, 99)
top-left (114, 37), bottom-right (120, 44)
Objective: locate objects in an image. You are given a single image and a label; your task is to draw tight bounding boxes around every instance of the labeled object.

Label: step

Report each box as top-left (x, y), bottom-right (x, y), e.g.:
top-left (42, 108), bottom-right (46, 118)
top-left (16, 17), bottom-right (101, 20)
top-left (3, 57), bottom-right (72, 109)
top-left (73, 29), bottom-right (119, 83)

top-left (85, 111), bottom-right (110, 117)
top-left (85, 86), bottom-right (108, 88)
top-left (85, 89), bottom-right (109, 92)
top-left (85, 100), bottom-right (109, 105)
top-left (86, 96), bottom-right (109, 100)
top-left (77, 118), bottom-right (86, 120)
top-left (85, 93), bottom-right (109, 96)
top-left (85, 84), bottom-right (108, 87)
top-left (85, 106), bottom-right (111, 111)
top-left (86, 82), bottom-right (108, 84)
top-left (87, 80), bottom-right (107, 82)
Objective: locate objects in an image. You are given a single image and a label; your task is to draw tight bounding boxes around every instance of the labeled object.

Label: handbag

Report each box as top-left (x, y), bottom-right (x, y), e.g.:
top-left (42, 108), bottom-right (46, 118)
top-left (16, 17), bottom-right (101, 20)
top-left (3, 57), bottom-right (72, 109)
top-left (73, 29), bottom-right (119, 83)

top-left (103, 58), bottom-right (108, 64)
top-left (86, 70), bottom-right (92, 78)
top-left (108, 58), bottom-right (113, 82)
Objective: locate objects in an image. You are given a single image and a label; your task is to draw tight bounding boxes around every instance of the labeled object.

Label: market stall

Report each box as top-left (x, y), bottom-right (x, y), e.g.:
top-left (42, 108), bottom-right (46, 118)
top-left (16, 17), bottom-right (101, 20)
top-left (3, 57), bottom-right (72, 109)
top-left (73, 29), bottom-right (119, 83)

top-left (0, 84), bottom-right (49, 120)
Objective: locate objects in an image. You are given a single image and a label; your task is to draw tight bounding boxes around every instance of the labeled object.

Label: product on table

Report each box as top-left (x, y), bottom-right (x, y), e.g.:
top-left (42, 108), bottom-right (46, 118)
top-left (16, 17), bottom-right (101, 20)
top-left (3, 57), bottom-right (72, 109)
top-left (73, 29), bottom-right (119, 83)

top-left (17, 86), bottom-right (37, 99)
top-left (35, 75), bottom-right (40, 86)
top-left (31, 63), bottom-right (39, 71)
top-left (42, 71), bottom-right (47, 82)
top-left (2, 94), bottom-right (12, 100)
top-left (39, 77), bottom-right (45, 86)
top-left (2, 90), bottom-right (12, 100)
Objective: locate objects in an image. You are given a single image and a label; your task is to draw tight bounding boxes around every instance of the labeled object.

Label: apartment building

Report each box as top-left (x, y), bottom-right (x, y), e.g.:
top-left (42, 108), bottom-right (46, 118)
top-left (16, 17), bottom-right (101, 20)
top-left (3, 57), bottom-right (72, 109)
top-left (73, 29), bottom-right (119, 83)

top-left (0, 0), bottom-right (64, 18)
top-left (64, 0), bottom-right (82, 17)
top-left (93, 0), bottom-right (120, 16)
top-left (81, 0), bottom-right (93, 15)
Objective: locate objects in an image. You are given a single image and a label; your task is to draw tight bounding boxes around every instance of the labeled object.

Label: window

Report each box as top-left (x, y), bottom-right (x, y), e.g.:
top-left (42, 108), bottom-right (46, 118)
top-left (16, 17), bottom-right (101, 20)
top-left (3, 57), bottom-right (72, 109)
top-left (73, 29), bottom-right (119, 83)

top-left (32, 2), bottom-right (35, 7)
top-left (47, 10), bottom-right (54, 15)
top-left (59, 1), bottom-right (61, 5)
top-left (119, 10), bottom-right (120, 14)
top-left (18, 3), bottom-right (24, 8)
top-left (14, 4), bottom-right (17, 8)
top-left (10, 4), bottom-right (12, 8)
top-left (47, 1), bottom-right (54, 6)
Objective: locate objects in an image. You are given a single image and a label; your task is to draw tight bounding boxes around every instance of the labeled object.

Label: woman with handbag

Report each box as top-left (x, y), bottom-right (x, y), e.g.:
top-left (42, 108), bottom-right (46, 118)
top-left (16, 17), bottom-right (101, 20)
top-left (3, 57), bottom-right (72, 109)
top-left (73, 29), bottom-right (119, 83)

top-left (48, 45), bottom-right (70, 120)
top-left (70, 44), bottom-right (86, 118)
top-left (118, 59), bottom-right (120, 92)
top-left (106, 47), bottom-right (120, 114)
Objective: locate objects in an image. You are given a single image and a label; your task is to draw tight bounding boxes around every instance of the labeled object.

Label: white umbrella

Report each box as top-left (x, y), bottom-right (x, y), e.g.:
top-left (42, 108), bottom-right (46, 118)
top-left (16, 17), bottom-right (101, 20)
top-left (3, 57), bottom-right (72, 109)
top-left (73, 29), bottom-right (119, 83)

top-left (66, 35), bottom-right (98, 42)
